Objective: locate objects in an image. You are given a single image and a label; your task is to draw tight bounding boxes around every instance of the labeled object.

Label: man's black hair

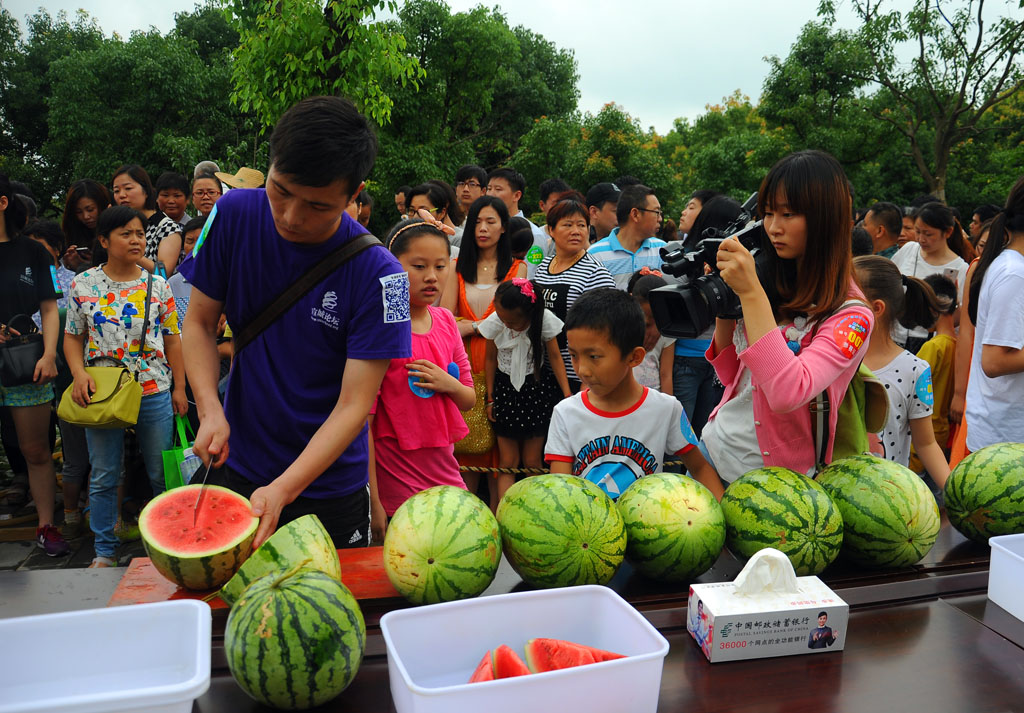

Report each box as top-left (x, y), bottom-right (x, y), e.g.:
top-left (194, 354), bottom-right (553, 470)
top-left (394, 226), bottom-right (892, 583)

top-left (616, 184), bottom-right (655, 225)
top-left (357, 189), bottom-right (373, 207)
top-left (973, 203), bottom-right (1000, 223)
top-left (817, 611), bottom-right (828, 619)
top-left (155, 171), bottom-right (190, 195)
top-left (269, 95), bottom-right (377, 193)
top-left (182, 215), bottom-right (208, 235)
top-left (868, 201), bottom-right (903, 238)
top-left (565, 288), bottom-right (645, 357)
top-left (851, 226), bottom-right (873, 256)
top-left (488, 167), bottom-right (526, 195)
top-left (455, 164), bottom-right (487, 187)
top-left (396, 185), bottom-right (411, 197)
top-left (614, 175), bottom-right (642, 188)
top-left (22, 219), bottom-right (66, 254)
top-left (539, 178), bottom-right (572, 202)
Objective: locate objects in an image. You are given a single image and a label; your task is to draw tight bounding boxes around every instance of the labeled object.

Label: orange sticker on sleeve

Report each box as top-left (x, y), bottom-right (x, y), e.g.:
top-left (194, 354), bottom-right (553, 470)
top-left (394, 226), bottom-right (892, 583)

top-left (832, 314), bottom-right (870, 359)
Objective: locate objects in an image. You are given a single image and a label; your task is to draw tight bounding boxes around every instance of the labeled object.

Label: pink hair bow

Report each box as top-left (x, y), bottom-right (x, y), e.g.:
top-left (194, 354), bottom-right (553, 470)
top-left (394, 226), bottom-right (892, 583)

top-left (511, 277), bottom-right (537, 303)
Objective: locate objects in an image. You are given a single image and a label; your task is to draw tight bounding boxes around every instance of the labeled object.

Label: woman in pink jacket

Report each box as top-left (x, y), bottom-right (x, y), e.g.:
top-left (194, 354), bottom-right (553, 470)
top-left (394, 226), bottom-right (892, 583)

top-left (701, 150), bottom-right (874, 483)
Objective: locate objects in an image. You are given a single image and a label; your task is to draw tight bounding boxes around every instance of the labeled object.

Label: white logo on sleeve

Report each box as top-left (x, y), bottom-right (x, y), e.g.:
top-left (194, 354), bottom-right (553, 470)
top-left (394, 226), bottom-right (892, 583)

top-left (322, 290), bottom-right (338, 311)
top-left (380, 273), bottom-right (411, 324)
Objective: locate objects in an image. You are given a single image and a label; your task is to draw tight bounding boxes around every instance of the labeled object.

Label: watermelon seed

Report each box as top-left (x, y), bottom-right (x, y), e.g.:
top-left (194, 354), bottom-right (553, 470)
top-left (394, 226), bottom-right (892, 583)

top-left (582, 543), bottom-right (589, 549)
top-left (427, 558), bottom-right (435, 564)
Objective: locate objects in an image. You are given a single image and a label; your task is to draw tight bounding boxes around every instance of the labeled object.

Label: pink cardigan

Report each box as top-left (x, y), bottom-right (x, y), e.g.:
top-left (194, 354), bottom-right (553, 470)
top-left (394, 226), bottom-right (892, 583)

top-left (705, 291), bottom-right (874, 475)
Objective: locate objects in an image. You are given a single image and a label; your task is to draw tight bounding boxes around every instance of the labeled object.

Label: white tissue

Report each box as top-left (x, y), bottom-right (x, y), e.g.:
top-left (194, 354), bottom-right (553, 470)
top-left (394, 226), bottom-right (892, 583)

top-left (733, 548), bottom-right (800, 596)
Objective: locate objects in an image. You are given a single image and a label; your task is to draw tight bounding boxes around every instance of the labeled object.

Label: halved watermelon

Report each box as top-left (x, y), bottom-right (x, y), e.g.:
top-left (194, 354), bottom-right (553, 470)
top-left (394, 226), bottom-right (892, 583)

top-left (524, 638), bottom-right (624, 673)
top-left (139, 484), bottom-right (258, 590)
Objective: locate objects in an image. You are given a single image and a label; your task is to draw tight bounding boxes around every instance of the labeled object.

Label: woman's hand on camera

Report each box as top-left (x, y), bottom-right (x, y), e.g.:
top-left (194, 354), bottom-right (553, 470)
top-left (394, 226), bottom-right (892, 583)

top-left (716, 237), bottom-right (762, 298)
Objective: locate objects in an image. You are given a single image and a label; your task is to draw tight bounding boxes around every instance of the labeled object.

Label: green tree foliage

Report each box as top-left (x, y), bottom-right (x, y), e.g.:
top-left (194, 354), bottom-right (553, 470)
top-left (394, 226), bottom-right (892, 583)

top-left (817, 0), bottom-right (1024, 201)
top-left (225, 0), bottom-right (423, 129)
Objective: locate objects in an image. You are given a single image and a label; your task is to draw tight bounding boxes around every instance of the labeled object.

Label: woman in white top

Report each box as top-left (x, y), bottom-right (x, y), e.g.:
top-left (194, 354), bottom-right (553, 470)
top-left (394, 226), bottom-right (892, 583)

top-left (891, 202), bottom-right (974, 353)
top-left (965, 176), bottom-right (1024, 451)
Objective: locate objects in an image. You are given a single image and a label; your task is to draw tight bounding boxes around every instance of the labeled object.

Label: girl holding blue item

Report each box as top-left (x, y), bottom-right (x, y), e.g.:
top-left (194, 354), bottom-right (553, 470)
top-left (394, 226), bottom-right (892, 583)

top-left (369, 215), bottom-right (475, 539)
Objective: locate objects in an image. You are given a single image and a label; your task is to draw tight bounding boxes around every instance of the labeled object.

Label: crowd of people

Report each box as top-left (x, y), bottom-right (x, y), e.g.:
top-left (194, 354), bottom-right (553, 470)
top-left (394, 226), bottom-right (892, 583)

top-left (1, 95), bottom-right (1022, 569)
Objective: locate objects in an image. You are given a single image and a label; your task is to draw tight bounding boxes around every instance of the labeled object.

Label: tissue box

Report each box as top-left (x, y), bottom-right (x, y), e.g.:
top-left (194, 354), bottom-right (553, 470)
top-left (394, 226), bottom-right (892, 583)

top-left (687, 577), bottom-right (848, 663)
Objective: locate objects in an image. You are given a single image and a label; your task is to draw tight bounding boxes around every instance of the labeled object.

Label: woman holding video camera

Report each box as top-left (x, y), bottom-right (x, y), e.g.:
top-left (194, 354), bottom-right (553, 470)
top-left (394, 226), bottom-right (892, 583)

top-left (701, 150), bottom-right (874, 484)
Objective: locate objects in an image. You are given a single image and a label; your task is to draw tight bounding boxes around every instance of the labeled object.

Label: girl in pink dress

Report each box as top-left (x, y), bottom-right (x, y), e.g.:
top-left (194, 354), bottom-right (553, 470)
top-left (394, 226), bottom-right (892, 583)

top-left (369, 217), bottom-right (476, 540)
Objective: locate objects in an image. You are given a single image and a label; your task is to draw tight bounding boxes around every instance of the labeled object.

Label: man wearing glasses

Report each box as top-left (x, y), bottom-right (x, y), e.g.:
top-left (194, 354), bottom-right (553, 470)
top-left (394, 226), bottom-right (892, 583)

top-left (588, 184), bottom-right (667, 290)
top-left (454, 165), bottom-right (488, 221)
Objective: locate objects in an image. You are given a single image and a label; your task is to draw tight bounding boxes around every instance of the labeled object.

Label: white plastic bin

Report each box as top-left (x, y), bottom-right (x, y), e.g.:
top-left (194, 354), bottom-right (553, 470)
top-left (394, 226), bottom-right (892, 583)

top-left (0, 600), bottom-right (210, 713)
top-left (380, 585), bottom-right (670, 713)
top-left (989, 533), bottom-right (1024, 623)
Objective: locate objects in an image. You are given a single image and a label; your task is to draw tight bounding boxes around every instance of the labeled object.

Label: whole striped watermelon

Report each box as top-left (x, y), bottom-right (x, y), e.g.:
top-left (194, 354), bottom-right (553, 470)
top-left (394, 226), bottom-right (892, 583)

top-left (721, 467), bottom-right (843, 575)
top-left (220, 514), bottom-right (340, 606)
top-left (817, 455), bottom-right (940, 568)
top-left (383, 486), bottom-right (501, 605)
top-left (945, 442), bottom-right (1024, 544)
top-left (139, 484), bottom-right (258, 590)
top-left (497, 474), bottom-right (626, 588)
top-left (225, 565), bottom-right (365, 710)
top-left (616, 473), bottom-right (725, 582)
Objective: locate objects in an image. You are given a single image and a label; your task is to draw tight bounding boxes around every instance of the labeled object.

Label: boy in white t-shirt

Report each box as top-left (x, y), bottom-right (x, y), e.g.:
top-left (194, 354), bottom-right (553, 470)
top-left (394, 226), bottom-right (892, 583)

top-left (545, 289), bottom-right (724, 501)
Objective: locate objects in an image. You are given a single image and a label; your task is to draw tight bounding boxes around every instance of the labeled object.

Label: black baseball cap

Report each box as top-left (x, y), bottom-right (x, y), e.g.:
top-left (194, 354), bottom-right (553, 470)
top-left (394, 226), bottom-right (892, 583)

top-left (585, 182), bottom-right (621, 208)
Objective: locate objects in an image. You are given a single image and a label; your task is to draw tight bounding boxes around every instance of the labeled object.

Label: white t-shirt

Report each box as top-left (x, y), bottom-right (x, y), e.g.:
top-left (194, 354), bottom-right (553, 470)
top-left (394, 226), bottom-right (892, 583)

top-left (891, 242), bottom-right (968, 345)
top-left (478, 308), bottom-right (562, 390)
top-left (633, 335), bottom-right (676, 391)
top-left (873, 349), bottom-right (933, 467)
top-left (545, 387), bottom-right (699, 500)
top-left (966, 250), bottom-right (1024, 450)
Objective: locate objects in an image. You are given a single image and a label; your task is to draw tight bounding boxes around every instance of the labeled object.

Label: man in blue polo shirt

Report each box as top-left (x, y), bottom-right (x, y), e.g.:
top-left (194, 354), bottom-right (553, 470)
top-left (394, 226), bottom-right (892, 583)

top-left (588, 184), bottom-right (666, 290)
top-left (181, 97), bottom-right (411, 549)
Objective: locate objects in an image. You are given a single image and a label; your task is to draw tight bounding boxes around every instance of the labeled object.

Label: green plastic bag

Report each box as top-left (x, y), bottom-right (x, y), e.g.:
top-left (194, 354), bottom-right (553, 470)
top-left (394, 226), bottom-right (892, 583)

top-left (162, 415), bottom-right (202, 490)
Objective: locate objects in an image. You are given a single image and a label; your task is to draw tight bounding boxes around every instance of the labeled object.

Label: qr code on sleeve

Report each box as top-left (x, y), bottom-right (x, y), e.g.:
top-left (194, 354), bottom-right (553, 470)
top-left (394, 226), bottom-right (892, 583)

top-left (380, 272), bottom-right (411, 324)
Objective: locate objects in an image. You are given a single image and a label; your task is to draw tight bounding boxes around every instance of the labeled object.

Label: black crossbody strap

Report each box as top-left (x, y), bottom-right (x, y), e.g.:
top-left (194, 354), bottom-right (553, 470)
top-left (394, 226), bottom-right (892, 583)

top-left (233, 233), bottom-right (382, 355)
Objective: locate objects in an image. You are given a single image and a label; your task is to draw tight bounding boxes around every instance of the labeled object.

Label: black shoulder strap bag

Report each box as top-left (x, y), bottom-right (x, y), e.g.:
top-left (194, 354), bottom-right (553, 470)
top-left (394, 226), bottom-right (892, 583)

top-left (232, 233), bottom-right (383, 355)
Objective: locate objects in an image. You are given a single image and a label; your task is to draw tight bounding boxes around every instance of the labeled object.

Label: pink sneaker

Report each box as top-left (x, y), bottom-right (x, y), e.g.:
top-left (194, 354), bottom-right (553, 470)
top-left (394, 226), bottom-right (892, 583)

top-left (37, 524), bottom-right (70, 557)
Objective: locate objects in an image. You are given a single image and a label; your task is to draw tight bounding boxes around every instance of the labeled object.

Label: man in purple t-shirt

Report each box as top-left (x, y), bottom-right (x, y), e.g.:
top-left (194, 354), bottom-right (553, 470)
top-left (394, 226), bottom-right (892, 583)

top-left (182, 97), bottom-right (411, 549)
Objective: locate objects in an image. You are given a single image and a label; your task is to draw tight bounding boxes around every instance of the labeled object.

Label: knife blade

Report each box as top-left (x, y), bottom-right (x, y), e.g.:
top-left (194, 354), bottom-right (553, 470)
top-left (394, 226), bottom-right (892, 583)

top-left (192, 459), bottom-right (213, 528)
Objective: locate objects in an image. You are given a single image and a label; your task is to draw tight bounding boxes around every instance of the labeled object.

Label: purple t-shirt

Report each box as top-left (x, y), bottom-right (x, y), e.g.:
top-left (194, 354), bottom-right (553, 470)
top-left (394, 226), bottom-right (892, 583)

top-left (183, 188), bottom-right (412, 498)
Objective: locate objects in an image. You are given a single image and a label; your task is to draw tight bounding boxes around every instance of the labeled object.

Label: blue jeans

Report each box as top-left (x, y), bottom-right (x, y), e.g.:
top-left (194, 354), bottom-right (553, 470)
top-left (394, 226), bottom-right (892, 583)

top-left (85, 391), bottom-right (173, 558)
top-left (672, 357), bottom-right (723, 438)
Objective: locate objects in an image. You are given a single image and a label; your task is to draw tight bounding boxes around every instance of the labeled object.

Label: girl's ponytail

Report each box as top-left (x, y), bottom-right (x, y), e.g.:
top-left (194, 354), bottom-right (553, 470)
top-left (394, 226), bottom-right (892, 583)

top-left (969, 175), bottom-right (1024, 325)
top-left (853, 255), bottom-right (941, 331)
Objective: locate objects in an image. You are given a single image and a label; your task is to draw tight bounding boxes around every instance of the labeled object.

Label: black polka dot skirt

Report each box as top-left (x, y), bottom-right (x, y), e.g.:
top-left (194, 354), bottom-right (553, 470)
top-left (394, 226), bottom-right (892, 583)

top-left (492, 368), bottom-right (562, 439)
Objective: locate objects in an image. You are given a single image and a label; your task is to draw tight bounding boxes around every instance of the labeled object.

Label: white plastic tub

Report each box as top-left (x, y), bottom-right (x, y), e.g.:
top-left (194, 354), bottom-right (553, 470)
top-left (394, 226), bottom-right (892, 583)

top-left (989, 533), bottom-right (1024, 623)
top-left (380, 585), bottom-right (670, 713)
top-left (0, 600), bottom-right (211, 713)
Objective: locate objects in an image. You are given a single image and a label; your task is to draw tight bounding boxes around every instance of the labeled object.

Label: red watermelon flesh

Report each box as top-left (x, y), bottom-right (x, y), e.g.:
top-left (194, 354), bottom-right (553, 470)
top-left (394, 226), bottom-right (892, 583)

top-left (492, 645), bottom-right (530, 678)
top-left (468, 652), bottom-right (494, 683)
top-left (524, 638), bottom-right (624, 673)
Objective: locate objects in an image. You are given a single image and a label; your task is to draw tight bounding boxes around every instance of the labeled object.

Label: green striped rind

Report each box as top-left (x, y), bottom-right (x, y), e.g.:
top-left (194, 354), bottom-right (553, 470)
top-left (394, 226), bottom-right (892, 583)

top-left (496, 474), bottom-right (626, 588)
top-left (220, 514), bottom-right (340, 606)
top-left (139, 485), bottom-right (258, 591)
top-left (382, 485), bottom-right (501, 605)
top-left (945, 442), bottom-right (1024, 544)
top-left (225, 568), bottom-right (365, 710)
top-left (721, 467), bottom-right (843, 576)
top-left (817, 455), bottom-right (939, 568)
top-left (617, 474), bottom-right (725, 582)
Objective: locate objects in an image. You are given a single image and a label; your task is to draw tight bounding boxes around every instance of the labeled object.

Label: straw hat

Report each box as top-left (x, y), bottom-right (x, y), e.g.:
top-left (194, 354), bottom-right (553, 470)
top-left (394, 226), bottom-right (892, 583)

top-left (215, 167), bottom-right (265, 189)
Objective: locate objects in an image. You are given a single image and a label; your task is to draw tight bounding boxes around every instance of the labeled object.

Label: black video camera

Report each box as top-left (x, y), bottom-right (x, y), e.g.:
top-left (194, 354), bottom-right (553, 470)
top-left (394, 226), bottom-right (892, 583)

top-left (649, 194), bottom-right (771, 338)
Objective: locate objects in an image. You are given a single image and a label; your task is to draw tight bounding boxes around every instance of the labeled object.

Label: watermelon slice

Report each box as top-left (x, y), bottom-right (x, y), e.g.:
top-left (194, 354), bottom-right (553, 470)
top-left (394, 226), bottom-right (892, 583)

top-left (467, 645), bottom-right (530, 683)
top-left (139, 484), bottom-right (259, 591)
top-left (524, 638), bottom-right (625, 673)
top-left (492, 645), bottom-right (531, 678)
top-left (468, 652), bottom-right (494, 683)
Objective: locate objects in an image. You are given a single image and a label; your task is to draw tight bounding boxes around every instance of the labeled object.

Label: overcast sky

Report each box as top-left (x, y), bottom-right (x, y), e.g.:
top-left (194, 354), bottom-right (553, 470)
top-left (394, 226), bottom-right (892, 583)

top-left (8, 0), bottom-right (908, 133)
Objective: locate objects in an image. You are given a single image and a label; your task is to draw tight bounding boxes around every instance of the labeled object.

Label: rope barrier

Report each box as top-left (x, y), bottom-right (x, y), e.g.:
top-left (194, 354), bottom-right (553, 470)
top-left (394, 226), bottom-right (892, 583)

top-left (457, 460), bottom-right (687, 475)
